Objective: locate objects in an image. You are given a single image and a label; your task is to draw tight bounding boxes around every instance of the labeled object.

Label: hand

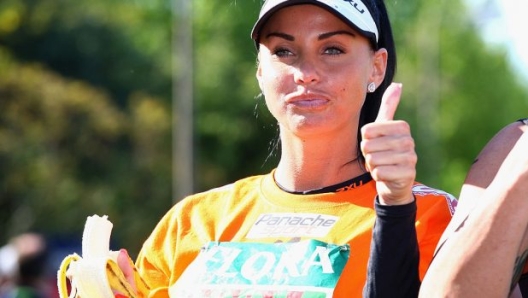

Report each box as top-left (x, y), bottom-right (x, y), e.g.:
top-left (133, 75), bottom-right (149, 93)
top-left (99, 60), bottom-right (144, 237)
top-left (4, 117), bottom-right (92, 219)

top-left (115, 249), bottom-right (138, 298)
top-left (360, 83), bottom-right (416, 205)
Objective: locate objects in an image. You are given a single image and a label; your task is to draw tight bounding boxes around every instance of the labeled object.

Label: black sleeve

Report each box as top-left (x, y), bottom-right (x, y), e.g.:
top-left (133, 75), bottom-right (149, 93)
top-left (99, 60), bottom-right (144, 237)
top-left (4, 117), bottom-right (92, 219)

top-left (519, 272), bottom-right (528, 297)
top-left (363, 196), bottom-right (420, 298)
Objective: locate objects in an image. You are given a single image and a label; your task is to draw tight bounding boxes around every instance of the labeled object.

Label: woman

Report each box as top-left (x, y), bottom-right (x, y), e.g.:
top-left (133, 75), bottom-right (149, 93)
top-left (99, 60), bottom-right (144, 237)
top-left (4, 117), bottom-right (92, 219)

top-left (129, 0), bottom-right (455, 297)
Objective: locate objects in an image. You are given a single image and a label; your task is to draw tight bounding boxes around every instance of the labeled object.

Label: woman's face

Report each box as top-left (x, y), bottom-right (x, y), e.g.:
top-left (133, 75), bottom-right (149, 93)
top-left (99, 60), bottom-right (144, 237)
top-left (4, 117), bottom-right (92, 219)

top-left (256, 4), bottom-right (387, 139)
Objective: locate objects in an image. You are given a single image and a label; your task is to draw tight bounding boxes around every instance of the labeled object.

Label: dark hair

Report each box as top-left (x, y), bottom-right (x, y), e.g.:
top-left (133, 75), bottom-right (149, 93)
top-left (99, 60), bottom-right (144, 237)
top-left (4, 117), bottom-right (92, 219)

top-left (357, 0), bottom-right (397, 164)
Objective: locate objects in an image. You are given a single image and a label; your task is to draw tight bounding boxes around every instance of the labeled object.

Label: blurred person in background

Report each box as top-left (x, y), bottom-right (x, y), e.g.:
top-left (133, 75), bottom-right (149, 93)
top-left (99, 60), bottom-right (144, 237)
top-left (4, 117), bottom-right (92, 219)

top-left (0, 233), bottom-right (50, 298)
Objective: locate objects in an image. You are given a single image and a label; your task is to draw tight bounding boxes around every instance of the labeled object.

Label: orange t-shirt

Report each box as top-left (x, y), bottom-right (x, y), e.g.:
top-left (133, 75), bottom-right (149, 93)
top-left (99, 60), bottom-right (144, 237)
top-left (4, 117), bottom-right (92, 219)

top-left (136, 172), bottom-right (455, 297)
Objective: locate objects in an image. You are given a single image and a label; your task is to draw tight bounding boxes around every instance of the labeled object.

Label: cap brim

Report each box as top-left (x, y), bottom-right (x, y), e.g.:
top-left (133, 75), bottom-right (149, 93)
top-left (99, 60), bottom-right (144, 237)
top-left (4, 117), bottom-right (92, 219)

top-left (251, 0), bottom-right (377, 46)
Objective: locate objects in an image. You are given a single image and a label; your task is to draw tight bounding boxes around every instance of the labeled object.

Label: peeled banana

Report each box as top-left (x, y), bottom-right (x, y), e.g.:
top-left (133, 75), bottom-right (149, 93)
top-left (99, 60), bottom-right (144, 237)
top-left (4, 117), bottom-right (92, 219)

top-left (57, 215), bottom-right (150, 298)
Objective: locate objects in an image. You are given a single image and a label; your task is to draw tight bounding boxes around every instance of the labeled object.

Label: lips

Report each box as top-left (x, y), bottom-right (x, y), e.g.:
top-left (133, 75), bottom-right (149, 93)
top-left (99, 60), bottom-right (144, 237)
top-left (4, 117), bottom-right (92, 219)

top-left (286, 91), bottom-right (330, 108)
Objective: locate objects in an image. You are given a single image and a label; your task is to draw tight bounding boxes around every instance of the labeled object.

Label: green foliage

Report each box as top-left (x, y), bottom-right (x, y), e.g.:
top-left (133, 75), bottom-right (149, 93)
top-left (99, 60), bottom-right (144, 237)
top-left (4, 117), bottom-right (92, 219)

top-left (192, 0), bottom-right (278, 191)
top-left (0, 0), bottom-right (527, 259)
top-left (0, 48), bottom-right (172, 255)
top-left (386, 0), bottom-right (528, 195)
top-left (0, 0), bottom-right (172, 106)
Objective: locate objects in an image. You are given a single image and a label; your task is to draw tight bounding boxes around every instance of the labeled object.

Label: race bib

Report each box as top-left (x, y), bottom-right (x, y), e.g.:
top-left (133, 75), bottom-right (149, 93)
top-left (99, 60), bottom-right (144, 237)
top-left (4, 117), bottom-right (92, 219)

top-left (170, 239), bottom-right (350, 297)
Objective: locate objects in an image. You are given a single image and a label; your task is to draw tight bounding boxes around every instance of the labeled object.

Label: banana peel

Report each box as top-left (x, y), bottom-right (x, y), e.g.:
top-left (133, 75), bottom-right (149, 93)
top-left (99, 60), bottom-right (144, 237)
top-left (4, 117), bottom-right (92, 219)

top-left (57, 215), bottom-right (150, 298)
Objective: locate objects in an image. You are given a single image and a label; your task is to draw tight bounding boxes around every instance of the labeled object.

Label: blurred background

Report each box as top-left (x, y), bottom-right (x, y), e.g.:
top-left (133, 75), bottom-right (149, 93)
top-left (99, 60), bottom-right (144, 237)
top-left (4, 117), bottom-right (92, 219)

top-left (0, 0), bottom-right (527, 296)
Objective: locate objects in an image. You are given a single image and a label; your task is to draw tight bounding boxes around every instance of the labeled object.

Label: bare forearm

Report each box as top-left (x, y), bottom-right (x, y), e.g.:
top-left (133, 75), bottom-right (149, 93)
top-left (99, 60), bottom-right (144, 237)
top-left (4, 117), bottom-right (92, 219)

top-left (420, 182), bottom-right (528, 297)
top-left (420, 131), bottom-right (528, 298)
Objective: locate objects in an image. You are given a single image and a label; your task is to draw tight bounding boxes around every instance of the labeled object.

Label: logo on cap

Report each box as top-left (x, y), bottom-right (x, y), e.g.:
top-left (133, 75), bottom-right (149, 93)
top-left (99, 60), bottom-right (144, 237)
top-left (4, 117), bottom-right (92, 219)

top-left (343, 0), bottom-right (365, 14)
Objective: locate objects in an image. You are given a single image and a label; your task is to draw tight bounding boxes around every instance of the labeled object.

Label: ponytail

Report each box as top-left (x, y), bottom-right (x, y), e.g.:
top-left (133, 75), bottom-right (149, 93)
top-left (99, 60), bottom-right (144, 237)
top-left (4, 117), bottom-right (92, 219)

top-left (357, 0), bottom-right (397, 164)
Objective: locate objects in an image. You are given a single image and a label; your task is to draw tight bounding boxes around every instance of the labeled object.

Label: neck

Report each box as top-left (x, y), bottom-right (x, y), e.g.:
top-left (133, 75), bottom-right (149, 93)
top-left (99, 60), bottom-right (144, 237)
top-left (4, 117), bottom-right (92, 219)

top-left (275, 131), bottom-right (365, 192)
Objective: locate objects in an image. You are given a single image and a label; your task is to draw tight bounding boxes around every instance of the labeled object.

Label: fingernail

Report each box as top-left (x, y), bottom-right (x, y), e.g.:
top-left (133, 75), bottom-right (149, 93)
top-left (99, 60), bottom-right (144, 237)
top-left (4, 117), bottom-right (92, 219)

top-left (120, 248), bottom-right (128, 255)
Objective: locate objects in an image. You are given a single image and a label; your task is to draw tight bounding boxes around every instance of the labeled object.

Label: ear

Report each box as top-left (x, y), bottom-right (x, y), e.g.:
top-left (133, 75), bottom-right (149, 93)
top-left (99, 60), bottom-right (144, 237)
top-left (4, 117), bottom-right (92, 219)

top-left (369, 48), bottom-right (388, 87)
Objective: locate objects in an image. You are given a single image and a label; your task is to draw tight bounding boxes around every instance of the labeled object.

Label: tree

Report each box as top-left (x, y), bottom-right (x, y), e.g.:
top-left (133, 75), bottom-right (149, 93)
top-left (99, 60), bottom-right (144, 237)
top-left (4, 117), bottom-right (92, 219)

top-left (386, 0), bottom-right (528, 195)
top-left (0, 0), bottom-right (527, 257)
top-left (0, 49), bottom-right (172, 255)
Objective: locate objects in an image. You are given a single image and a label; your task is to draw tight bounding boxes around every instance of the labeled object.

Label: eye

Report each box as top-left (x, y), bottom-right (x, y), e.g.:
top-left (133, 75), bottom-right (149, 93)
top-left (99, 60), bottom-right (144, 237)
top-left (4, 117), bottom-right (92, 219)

top-left (273, 47), bottom-right (294, 57)
top-left (324, 46), bottom-right (345, 55)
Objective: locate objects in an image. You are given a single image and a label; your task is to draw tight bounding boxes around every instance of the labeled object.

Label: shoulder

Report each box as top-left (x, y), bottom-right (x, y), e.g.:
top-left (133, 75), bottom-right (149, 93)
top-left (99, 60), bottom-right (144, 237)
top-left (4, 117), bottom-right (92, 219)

top-left (466, 120), bottom-right (527, 187)
top-left (480, 120), bottom-right (527, 157)
top-left (455, 120), bottom-right (527, 219)
top-left (412, 184), bottom-right (455, 199)
top-left (170, 173), bottom-right (268, 213)
top-left (191, 174), bottom-right (266, 199)
top-left (144, 173), bottom-right (269, 238)
top-left (412, 184), bottom-right (457, 216)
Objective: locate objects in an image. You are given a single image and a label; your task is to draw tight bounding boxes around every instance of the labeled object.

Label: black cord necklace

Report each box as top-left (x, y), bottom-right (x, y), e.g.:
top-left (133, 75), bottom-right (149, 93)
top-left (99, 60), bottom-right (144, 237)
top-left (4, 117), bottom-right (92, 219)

top-left (276, 172), bottom-right (372, 195)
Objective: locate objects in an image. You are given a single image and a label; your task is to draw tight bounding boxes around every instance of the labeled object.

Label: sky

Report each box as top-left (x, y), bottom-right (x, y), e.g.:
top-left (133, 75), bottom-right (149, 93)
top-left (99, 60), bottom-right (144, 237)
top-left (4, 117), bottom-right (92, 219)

top-left (465, 0), bottom-right (528, 81)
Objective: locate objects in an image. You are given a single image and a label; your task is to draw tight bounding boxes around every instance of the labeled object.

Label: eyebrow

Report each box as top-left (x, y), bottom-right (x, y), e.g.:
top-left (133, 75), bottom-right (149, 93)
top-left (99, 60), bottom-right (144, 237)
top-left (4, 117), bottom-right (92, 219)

top-left (319, 30), bottom-right (356, 40)
top-left (265, 32), bottom-right (294, 41)
top-left (264, 30), bottom-right (356, 42)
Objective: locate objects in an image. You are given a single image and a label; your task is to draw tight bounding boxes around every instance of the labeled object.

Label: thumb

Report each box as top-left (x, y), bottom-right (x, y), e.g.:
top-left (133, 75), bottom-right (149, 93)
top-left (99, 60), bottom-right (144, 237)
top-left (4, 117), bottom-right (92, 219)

top-left (375, 82), bottom-right (403, 122)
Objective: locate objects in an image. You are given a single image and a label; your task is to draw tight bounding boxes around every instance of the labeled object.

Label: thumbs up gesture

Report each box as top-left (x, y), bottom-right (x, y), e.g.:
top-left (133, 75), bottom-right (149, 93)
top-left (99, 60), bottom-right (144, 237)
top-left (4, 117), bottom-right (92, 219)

top-left (360, 83), bottom-right (416, 205)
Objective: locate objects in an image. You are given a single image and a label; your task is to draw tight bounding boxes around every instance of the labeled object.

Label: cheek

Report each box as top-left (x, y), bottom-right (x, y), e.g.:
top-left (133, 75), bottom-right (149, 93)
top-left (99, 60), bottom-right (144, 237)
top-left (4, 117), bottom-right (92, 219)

top-left (259, 65), bottom-right (290, 96)
top-left (258, 66), bottom-right (291, 120)
top-left (333, 78), bottom-right (367, 112)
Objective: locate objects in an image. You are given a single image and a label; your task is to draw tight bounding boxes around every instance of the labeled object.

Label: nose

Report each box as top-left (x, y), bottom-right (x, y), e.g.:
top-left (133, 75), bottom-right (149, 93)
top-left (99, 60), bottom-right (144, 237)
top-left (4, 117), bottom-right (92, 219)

top-left (293, 57), bottom-right (320, 85)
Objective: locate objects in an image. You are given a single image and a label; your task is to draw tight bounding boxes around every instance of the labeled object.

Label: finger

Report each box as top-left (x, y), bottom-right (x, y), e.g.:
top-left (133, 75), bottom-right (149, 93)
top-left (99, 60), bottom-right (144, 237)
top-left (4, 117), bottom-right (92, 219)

top-left (117, 249), bottom-right (137, 290)
top-left (361, 121), bottom-right (412, 145)
top-left (376, 82), bottom-right (403, 122)
top-left (364, 141), bottom-right (416, 165)
top-left (369, 165), bottom-right (415, 187)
